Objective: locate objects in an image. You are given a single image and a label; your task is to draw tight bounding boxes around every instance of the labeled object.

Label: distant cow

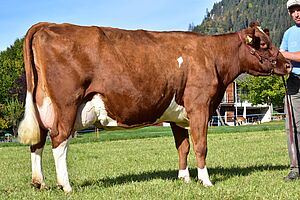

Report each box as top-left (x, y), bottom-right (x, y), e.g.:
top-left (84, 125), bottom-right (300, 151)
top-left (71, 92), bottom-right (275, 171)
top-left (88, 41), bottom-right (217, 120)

top-left (18, 22), bottom-right (290, 192)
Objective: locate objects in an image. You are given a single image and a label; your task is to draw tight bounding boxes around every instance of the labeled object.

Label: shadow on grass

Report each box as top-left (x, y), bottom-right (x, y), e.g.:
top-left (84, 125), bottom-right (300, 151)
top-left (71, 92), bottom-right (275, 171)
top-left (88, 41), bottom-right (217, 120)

top-left (79, 164), bottom-right (288, 188)
top-left (209, 164), bottom-right (287, 183)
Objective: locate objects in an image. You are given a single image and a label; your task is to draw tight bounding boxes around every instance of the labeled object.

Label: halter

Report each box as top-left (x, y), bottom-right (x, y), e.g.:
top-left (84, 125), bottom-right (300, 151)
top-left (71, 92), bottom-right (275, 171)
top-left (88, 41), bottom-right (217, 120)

top-left (237, 32), bottom-right (280, 74)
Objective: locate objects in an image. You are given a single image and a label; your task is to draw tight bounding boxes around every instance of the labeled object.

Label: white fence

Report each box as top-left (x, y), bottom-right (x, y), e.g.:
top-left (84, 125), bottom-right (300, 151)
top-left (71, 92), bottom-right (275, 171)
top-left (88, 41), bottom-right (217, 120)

top-left (209, 113), bottom-right (285, 126)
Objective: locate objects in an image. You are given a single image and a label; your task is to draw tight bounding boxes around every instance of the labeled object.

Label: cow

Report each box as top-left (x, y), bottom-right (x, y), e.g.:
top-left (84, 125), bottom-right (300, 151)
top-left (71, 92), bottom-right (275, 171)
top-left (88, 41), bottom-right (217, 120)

top-left (18, 22), bottom-right (290, 193)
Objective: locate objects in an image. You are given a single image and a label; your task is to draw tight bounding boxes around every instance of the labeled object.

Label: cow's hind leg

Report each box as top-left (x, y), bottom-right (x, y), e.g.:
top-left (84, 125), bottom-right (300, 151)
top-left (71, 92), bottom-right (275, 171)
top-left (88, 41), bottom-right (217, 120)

top-left (50, 104), bottom-right (78, 193)
top-left (30, 128), bottom-right (48, 189)
top-left (170, 122), bottom-right (191, 183)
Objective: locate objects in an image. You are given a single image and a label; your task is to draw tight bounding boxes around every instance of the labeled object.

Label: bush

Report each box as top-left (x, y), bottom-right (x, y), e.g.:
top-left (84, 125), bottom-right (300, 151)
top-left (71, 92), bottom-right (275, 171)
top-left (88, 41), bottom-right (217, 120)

top-left (0, 98), bottom-right (24, 135)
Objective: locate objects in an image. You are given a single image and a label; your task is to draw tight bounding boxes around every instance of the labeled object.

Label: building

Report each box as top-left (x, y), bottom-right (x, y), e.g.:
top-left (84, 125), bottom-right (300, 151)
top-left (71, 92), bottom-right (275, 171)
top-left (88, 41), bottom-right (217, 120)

top-left (211, 80), bottom-right (273, 126)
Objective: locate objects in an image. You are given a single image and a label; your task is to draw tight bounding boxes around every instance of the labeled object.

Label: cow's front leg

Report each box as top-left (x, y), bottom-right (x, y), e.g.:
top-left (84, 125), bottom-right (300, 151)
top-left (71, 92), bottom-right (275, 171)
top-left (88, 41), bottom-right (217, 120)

top-left (52, 136), bottom-right (72, 193)
top-left (30, 129), bottom-right (47, 189)
top-left (189, 111), bottom-right (213, 187)
top-left (170, 122), bottom-right (190, 183)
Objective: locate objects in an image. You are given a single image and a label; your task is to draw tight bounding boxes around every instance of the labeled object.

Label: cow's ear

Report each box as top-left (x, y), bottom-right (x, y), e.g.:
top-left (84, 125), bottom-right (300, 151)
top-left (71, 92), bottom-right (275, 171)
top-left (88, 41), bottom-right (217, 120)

top-left (246, 35), bottom-right (253, 45)
top-left (243, 27), bottom-right (255, 45)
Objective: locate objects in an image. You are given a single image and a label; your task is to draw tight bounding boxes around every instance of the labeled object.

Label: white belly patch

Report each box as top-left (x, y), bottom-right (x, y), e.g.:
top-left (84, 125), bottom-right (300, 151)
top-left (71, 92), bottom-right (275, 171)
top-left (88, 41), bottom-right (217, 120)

top-left (156, 96), bottom-right (189, 128)
top-left (38, 94), bottom-right (187, 131)
top-left (74, 94), bottom-right (117, 130)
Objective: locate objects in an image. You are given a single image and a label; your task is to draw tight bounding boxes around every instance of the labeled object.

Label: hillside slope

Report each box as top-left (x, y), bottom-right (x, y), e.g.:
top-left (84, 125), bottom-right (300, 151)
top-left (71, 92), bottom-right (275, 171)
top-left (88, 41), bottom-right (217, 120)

top-left (194, 0), bottom-right (293, 46)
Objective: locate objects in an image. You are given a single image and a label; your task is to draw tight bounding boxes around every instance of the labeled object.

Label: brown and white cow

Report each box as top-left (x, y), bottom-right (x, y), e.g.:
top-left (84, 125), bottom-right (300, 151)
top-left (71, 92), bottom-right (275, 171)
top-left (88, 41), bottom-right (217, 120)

top-left (18, 22), bottom-right (290, 192)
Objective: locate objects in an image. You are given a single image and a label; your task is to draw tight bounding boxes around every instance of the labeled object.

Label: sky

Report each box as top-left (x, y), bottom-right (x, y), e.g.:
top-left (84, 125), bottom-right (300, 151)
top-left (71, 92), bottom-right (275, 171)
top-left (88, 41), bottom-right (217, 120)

top-left (0, 0), bottom-right (220, 51)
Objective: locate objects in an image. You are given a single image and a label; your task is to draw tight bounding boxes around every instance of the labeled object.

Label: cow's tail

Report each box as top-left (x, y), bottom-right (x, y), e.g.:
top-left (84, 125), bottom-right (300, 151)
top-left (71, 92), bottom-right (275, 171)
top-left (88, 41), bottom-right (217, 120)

top-left (18, 23), bottom-right (49, 145)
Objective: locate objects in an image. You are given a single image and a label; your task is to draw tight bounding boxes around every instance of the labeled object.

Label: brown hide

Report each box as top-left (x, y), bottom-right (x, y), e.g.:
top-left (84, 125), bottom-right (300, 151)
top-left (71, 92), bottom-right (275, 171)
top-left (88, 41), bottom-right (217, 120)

top-left (23, 23), bottom-right (290, 147)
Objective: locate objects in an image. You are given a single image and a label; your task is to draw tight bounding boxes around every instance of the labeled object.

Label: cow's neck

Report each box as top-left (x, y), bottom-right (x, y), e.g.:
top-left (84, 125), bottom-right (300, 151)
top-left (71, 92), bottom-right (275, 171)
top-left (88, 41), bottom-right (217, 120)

top-left (210, 33), bottom-right (243, 87)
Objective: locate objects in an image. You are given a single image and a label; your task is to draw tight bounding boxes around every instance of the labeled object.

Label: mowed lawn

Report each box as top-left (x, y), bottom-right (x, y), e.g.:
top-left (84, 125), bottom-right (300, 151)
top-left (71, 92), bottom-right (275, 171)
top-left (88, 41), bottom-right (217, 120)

top-left (1, 121), bottom-right (300, 199)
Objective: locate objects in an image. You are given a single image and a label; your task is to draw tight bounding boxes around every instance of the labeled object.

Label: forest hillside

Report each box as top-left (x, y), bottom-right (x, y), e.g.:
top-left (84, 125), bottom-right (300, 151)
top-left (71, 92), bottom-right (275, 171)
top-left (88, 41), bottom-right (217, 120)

top-left (193, 0), bottom-right (293, 46)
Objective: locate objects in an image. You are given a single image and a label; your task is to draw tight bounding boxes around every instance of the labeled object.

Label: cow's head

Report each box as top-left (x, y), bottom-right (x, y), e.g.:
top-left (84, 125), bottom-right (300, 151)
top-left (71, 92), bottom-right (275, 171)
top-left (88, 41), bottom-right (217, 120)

top-left (239, 26), bottom-right (291, 76)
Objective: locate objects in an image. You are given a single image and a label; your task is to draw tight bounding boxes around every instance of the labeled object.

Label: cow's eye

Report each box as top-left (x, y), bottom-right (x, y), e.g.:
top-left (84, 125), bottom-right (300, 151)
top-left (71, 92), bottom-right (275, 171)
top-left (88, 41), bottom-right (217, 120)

top-left (260, 42), bottom-right (268, 49)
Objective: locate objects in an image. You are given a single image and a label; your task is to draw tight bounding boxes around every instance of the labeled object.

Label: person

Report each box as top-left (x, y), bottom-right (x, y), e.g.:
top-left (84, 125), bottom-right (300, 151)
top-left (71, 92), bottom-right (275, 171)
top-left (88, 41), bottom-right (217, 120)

top-left (280, 0), bottom-right (300, 181)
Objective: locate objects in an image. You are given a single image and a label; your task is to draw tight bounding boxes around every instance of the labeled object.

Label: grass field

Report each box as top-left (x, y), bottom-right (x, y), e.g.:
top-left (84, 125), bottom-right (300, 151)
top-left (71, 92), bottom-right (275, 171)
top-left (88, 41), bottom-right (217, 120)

top-left (1, 121), bottom-right (300, 199)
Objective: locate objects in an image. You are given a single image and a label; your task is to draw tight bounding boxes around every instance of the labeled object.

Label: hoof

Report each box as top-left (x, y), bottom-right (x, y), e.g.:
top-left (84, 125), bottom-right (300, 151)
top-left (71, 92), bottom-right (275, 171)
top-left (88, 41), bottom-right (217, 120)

top-left (57, 184), bottom-right (72, 193)
top-left (178, 167), bottom-right (191, 183)
top-left (203, 181), bottom-right (213, 187)
top-left (198, 179), bottom-right (213, 187)
top-left (179, 176), bottom-right (191, 183)
top-left (31, 181), bottom-right (47, 190)
top-left (197, 166), bottom-right (213, 187)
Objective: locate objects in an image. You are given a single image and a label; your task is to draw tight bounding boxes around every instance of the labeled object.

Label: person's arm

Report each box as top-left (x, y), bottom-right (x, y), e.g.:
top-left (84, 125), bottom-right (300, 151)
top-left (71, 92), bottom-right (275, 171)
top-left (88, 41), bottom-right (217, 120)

top-left (280, 50), bottom-right (300, 62)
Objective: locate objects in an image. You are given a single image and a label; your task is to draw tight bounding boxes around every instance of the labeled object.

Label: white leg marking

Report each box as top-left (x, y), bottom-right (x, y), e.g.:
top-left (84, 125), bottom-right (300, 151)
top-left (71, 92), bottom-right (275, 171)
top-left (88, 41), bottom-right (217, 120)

top-left (177, 56), bottom-right (183, 68)
top-left (31, 148), bottom-right (46, 188)
top-left (52, 137), bottom-right (72, 193)
top-left (198, 166), bottom-right (213, 187)
top-left (18, 91), bottom-right (40, 145)
top-left (178, 167), bottom-right (191, 183)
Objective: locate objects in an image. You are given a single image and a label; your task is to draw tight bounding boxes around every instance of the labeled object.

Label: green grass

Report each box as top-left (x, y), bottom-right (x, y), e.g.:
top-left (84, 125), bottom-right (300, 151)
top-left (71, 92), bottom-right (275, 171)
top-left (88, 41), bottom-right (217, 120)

top-left (71, 120), bottom-right (286, 144)
top-left (1, 121), bottom-right (300, 199)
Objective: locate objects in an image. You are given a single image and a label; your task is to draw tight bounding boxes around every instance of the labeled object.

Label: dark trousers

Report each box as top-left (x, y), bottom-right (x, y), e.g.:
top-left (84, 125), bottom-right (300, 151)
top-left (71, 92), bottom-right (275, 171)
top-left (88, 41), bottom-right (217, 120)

top-left (285, 74), bottom-right (300, 171)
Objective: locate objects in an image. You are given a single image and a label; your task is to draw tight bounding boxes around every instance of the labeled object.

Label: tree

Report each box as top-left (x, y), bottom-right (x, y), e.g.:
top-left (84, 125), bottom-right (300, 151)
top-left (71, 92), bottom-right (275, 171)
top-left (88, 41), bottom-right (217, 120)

top-left (193, 0), bottom-right (292, 46)
top-left (188, 23), bottom-right (195, 31)
top-left (237, 75), bottom-right (286, 109)
top-left (0, 38), bottom-right (24, 103)
top-left (0, 38), bottom-right (25, 131)
top-left (0, 98), bottom-right (24, 136)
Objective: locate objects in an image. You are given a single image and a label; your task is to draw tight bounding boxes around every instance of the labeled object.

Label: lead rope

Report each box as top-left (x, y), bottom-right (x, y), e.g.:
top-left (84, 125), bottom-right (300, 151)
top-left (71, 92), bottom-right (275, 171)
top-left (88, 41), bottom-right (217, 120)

top-left (282, 75), bottom-right (300, 174)
top-left (237, 32), bottom-right (278, 73)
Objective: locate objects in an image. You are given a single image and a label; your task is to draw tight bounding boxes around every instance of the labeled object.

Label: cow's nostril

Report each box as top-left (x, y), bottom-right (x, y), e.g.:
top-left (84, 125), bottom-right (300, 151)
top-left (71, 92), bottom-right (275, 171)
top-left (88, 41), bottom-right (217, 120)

top-left (286, 63), bottom-right (292, 72)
